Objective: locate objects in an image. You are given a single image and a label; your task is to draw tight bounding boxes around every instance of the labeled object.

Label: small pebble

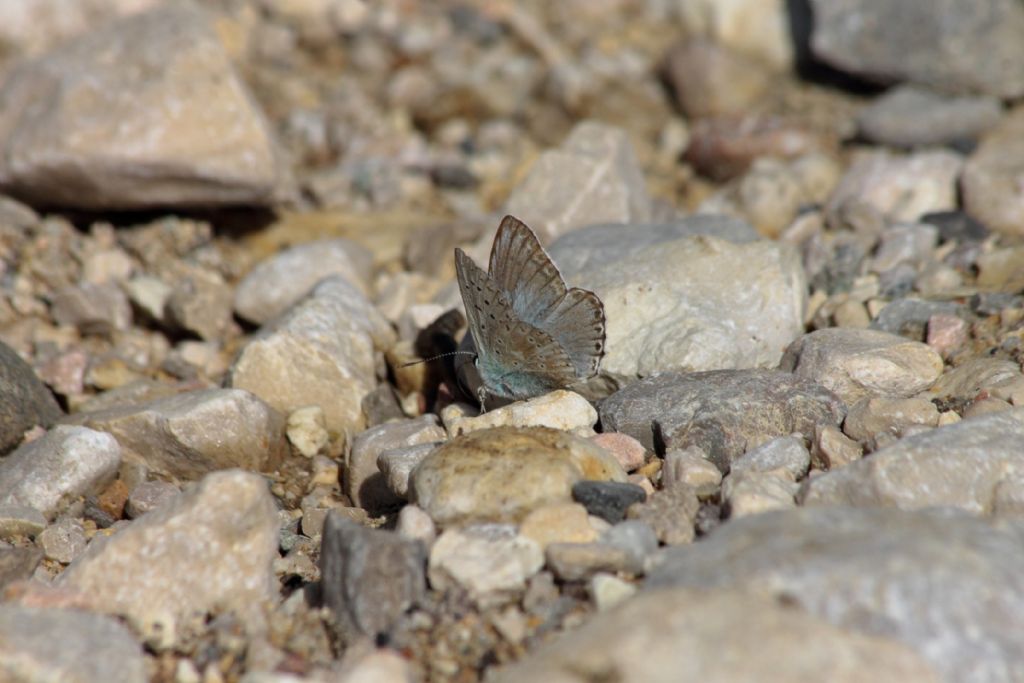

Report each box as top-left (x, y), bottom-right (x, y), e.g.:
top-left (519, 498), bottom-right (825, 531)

top-left (572, 481), bottom-right (647, 524)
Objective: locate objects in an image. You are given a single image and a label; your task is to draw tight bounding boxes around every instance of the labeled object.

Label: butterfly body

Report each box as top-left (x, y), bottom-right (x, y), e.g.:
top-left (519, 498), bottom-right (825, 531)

top-left (455, 215), bottom-right (606, 404)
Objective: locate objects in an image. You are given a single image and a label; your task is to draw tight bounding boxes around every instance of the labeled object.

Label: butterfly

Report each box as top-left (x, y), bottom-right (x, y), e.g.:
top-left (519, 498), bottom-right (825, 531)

top-left (454, 215), bottom-right (606, 406)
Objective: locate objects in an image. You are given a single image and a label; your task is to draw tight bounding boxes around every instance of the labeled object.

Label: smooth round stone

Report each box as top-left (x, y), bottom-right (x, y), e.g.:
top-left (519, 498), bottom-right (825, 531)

top-left (410, 427), bottom-right (627, 526)
top-left (519, 503), bottom-right (598, 550)
top-left (781, 328), bottom-right (943, 406)
top-left (857, 86), bottom-right (1002, 148)
top-left (545, 542), bottom-right (637, 581)
top-left (441, 390), bottom-right (597, 438)
top-left (722, 471), bottom-right (799, 519)
top-left (962, 106), bottom-right (1024, 237)
top-left (395, 504), bottom-right (436, 546)
top-left (571, 481), bottom-right (647, 524)
top-left (428, 525), bottom-right (543, 608)
top-left (730, 436), bottom-right (811, 481)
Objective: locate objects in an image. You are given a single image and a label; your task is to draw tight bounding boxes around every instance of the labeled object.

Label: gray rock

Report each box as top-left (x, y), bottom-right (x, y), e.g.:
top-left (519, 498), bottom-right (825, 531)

top-left (0, 426), bottom-right (120, 520)
top-left (662, 447), bottom-right (722, 497)
top-left (647, 506), bottom-right (1024, 683)
top-left (780, 328), bottom-right (943, 406)
top-left (571, 480), bottom-right (646, 524)
top-left (493, 586), bottom-right (938, 683)
top-left (0, 340), bottom-right (62, 456)
top-left (0, 546), bottom-right (42, 589)
top-left (164, 264), bottom-right (234, 341)
top-left (625, 484), bottom-right (700, 546)
top-left (0, 4), bottom-right (290, 209)
top-left (722, 471), bottom-right (799, 518)
top-left (58, 470), bottom-right (279, 648)
top-left (870, 223), bottom-right (938, 273)
top-left (49, 282), bottom-right (132, 335)
top-left (870, 298), bottom-right (966, 339)
top-left (801, 407), bottom-right (1024, 514)
top-left (962, 105), bottom-right (1024, 237)
top-left (38, 516), bottom-right (87, 563)
top-left (545, 542), bottom-right (637, 581)
top-left (319, 511), bottom-right (425, 640)
top-left (563, 236), bottom-right (806, 388)
top-left (926, 357), bottom-right (1021, 401)
top-left (428, 524), bottom-right (543, 608)
top-left (75, 388), bottom-right (286, 481)
top-left (228, 276), bottom-right (394, 434)
top-left (809, 0), bottom-right (1024, 99)
top-left (546, 215), bottom-right (758, 277)
top-left (125, 480), bottom-right (180, 519)
top-left (857, 86), bottom-right (1002, 147)
top-left (600, 519), bottom-right (658, 570)
top-left (503, 121), bottom-right (651, 243)
top-left (347, 415), bottom-right (445, 513)
top-left (842, 396), bottom-right (939, 449)
top-left (377, 442), bottom-right (440, 499)
top-left (730, 435), bottom-right (810, 480)
top-left (599, 369), bottom-right (844, 471)
top-left (234, 238), bottom-right (374, 325)
top-left (826, 150), bottom-right (962, 224)
top-left (0, 606), bottom-right (146, 683)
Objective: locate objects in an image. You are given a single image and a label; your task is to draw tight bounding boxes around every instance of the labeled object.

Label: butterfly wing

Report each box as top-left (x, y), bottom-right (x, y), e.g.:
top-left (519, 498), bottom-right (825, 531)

top-left (488, 215), bottom-right (606, 380)
top-left (455, 247), bottom-right (577, 400)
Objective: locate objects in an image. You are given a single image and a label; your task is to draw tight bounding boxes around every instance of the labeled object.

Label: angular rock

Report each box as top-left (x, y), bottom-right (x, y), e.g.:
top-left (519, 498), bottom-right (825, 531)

top-left (589, 432), bottom-right (646, 473)
top-left (0, 606), bottom-right (146, 683)
top-left (869, 297), bottom-right (966, 340)
top-left (378, 442), bottom-right (439, 500)
top-left (319, 511), bottom-right (425, 640)
top-left (234, 238), bottom-right (374, 325)
top-left (571, 481), bottom-right (646, 524)
top-left (801, 407), bottom-right (1024, 514)
top-left (962, 105), bottom-right (1024, 237)
top-left (675, 0), bottom-right (795, 71)
top-left (826, 150), bottom-right (962, 223)
top-left (663, 39), bottom-right (772, 119)
top-left (647, 506), bottom-right (1024, 682)
top-left (124, 479), bottom-right (179, 519)
top-left (346, 415), bottom-right (445, 512)
top-left (228, 276), bottom-right (394, 434)
top-left (0, 4), bottom-right (289, 209)
top-left (545, 542), bottom-right (637, 581)
top-left (441, 390), bottom-right (597, 437)
top-left (164, 265), bottom-right (234, 341)
top-left (504, 121), bottom-right (651, 243)
top-left (662, 447), bottom-right (722, 497)
top-left (518, 503), bottom-right (598, 550)
top-left (600, 369), bottom-right (844, 471)
top-left (76, 388), bottom-right (286, 481)
top-left (625, 484), bottom-right (700, 546)
top-left (546, 216), bottom-right (758, 276)
top-left (809, 0), bottom-right (1024, 98)
top-left (0, 340), bottom-right (62, 456)
top-left (38, 516), bottom-right (88, 564)
top-left (560, 234), bottom-right (805, 386)
top-left (58, 470), bottom-right (279, 647)
top-left (0, 546), bottom-right (42, 589)
top-left (780, 328), bottom-right (943, 406)
top-left (410, 427), bottom-right (626, 527)
top-left (730, 435), bottom-right (810, 481)
top-left (722, 471), bottom-right (799, 518)
top-left (428, 525), bottom-right (543, 608)
top-left (49, 282), bottom-right (132, 336)
top-left (493, 587), bottom-right (937, 683)
top-left (0, 425), bottom-right (120, 520)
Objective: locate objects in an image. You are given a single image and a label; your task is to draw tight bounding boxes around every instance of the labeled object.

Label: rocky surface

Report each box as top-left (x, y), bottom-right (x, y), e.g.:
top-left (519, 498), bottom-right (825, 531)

top-left (0, 1), bottom-right (1021, 680)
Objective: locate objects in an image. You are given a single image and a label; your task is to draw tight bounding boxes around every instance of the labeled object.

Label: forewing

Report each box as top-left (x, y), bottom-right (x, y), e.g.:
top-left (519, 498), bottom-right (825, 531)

top-left (488, 215), bottom-right (567, 324)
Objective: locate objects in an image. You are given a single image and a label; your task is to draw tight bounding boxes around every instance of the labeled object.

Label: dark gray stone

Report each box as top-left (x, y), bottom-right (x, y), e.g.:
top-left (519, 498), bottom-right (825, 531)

top-left (857, 86), bottom-right (1002, 148)
top-left (0, 340), bottom-right (61, 456)
top-left (809, 0), bottom-right (1024, 99)
top-left (319, 510), bottom-right (426, 640)
top-left (572, 481), bottom-right (646, 524)
top-left (600, 369), bottom-right (844, 471)
top-left (647, 506), bottom-right (1024, 683)
top-left (547, 216), bottom-right (758, 279)
top-left (869, 298), bottom-right (966, 339)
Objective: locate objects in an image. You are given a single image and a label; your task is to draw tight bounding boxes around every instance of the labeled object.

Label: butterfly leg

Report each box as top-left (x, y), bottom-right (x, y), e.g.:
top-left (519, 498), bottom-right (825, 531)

top-left (477, 385), bottom-right (489, 414)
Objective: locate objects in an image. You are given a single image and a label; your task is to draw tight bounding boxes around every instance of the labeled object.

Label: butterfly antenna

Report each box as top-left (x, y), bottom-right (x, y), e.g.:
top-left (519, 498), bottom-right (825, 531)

top-left (400, 351), bottom-right (476, 368)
